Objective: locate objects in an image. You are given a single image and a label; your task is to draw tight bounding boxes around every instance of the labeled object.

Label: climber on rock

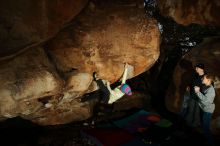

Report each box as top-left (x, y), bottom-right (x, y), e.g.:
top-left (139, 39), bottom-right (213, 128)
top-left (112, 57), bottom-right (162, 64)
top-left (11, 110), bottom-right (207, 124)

top-left (94, 63), bottom-right (133, 104)
top-left (107, 80), bottom-right (132, 104)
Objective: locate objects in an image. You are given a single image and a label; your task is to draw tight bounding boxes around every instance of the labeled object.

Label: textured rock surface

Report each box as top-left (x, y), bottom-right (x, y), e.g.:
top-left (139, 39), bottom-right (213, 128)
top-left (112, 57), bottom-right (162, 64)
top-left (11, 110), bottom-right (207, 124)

top-left (0, 48), bottom-right (63, 118)
top-left (0, 0), bottom-right (88, 58)
top-left (0, 0), bottom-right (160, 125)
top-left (157, 0), bottom-right (220, 26)
top-left (0, 48), bottom-right (94, 125)
top-left (27, 99), bottom-right (94, 125)
top-left (47, 0), bottom-right (160, 83)
top-left (166, 38), bottom-right (220, 132)
top-left (65, 73), bottom-right (93, 92)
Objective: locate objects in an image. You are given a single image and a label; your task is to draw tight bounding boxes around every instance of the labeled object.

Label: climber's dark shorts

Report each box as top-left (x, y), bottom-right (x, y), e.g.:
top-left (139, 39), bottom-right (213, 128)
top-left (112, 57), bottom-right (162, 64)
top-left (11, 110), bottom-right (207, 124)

top-left (96, 79), bottom-right (110, 104)
top-left (80, 79), bottom-right (110, 104)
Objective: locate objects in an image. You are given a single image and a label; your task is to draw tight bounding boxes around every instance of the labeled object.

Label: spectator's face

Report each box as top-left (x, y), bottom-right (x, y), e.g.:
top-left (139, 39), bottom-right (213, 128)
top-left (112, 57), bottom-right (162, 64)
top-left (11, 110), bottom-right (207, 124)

top-left (195, 67), bottom-right (204, 75)
top-left (202, 76), bottom-right (210, 85)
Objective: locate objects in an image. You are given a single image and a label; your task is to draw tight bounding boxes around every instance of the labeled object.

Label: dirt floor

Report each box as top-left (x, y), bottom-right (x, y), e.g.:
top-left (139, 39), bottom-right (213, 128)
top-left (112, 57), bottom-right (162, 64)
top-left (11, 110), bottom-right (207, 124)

top-left (0, 107), bottom-right (219, 146)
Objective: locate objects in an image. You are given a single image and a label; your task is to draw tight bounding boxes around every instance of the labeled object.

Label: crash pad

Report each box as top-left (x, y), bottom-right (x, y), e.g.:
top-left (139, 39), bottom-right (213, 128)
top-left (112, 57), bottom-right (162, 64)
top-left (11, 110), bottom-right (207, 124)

top-left (112, 110), bottom-right (160, 133)
top-left (145, 114), bottom-right (161, 123)
top-left (155, 119), bottom-right (172, 128)
top-left (81, 128), bottom-right (135, 146)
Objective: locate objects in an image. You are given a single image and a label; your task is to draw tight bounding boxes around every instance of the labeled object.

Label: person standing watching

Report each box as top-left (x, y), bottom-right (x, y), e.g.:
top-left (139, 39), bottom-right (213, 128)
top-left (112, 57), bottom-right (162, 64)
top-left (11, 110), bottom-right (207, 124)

top-left (194, 74), bottom-right (216, 146)
top-left (185, 63), bottom-right (205, 127)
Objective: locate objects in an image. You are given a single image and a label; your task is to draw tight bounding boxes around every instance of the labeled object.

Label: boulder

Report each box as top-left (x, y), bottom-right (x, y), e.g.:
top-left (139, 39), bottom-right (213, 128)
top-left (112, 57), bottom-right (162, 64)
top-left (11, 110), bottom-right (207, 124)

top-left (0, 47), bottom-right (95, 125)
top-left (0, 0), bottom-right (161, 125)
top-left (0, 47), bottom-right (63, 119)
top-left (47, 0), bottom-right (161, 83)
top-left (0, 0), bottom-right (88, 58)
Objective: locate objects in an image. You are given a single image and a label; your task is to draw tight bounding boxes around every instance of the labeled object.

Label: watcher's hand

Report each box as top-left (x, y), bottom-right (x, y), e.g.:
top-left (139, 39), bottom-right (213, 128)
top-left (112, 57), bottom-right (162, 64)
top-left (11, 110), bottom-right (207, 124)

top-left (194, 86), bottom-right (200, 93)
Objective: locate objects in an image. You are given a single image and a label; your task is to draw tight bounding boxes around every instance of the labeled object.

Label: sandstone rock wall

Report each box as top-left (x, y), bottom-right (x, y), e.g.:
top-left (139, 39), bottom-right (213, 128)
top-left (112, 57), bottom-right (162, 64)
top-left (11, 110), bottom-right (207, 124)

top-left (0, 0), bottom-right (161, 125)
top-left (47, 0), bottom-right (160, 83)
top-left (0, 0), bottom-right (88, 58)
top-left (157, 0), bottom-right (220, 26)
